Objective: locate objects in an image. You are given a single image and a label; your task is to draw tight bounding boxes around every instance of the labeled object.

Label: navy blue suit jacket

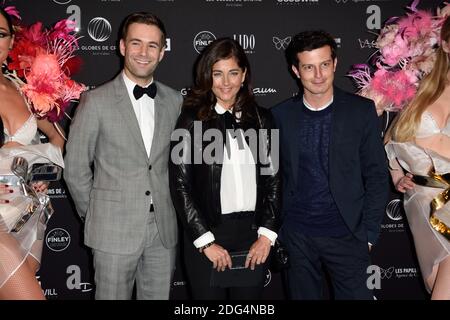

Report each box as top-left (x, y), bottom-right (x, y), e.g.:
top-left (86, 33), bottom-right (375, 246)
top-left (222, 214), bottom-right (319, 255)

top-left (271, 87), bottom-right (389, 245)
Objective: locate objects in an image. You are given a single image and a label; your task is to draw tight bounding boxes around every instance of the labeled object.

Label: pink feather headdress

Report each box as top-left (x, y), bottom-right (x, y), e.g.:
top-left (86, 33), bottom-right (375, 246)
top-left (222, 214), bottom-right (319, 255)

top-left (349, 0), bottom-right (449, 115)
top-left (4, 7), bottom-right (86, 122)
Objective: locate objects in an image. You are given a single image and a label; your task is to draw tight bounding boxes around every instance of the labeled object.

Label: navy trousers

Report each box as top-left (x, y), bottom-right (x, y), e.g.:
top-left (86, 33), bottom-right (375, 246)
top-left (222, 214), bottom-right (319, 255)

top-left (281, 228), bottom-right (373, 300)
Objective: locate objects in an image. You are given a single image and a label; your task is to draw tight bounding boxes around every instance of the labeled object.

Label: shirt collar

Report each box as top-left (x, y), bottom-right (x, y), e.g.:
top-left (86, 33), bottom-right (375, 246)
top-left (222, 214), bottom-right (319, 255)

top-left (303, 95), bottom-right (334, 111)
top-left (214, 103), bottom-right (233, 115)
top-left (122, 72), bottom-right (154, 94)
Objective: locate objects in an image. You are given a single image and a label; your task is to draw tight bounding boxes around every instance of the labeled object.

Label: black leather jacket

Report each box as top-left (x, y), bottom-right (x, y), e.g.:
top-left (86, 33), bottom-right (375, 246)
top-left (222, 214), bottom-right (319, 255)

top-left (169, 105), bottom-right (280, 241)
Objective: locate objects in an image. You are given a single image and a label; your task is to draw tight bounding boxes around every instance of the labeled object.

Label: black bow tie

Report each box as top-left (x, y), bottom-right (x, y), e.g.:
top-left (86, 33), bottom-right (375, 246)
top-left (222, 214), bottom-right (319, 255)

top-left (222, 111), bottom-right (245, 156)
top-left (133, 83), bottom-right (157, 100)
top-left (222, 111), bottom-right (239, 130)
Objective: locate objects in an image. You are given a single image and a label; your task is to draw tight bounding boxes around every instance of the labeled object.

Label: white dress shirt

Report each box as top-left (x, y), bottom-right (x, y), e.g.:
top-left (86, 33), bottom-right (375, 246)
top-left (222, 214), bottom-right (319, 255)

top-left (122, 72), bottom-right (155, 158)
top-left (193, 103), bottom-right (277, 248)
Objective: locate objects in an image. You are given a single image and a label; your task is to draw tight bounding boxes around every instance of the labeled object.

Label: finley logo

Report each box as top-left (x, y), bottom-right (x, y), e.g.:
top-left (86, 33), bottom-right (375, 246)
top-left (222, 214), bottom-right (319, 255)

top-left (46, 228), bottom-right (71, 252)
top-left (193, 31), bottom-right (216, 53)
top-left (272, 36), bottom-right (291, 50)
top-left (87, 17), bottom-right (112, 42)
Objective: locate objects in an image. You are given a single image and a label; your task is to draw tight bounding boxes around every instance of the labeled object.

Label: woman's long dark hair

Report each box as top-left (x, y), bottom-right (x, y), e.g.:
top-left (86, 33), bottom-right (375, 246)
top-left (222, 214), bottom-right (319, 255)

top-left (0, 7), bottom-right (14, 37)
top-left (0, 8), bottom-right (14, 148)
top-left (0, 117), bottom-right (4, 147)
top-left (183, 37), bottom-right (258, 123)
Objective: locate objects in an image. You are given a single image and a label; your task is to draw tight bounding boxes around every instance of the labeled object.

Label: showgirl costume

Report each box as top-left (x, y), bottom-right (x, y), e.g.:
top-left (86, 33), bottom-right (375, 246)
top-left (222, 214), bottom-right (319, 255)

top-left (0, 115), bottom-right (63, 288)
top-left (0, 5), bottom-right (82, 289)
top-left (386, 111), bottom-right (450, 292)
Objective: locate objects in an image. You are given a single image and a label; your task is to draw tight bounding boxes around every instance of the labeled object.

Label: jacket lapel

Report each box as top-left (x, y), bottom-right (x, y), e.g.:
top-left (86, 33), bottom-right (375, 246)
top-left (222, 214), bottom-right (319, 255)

top-left (288, 98), bottom-right (302, 187)
top-left (329, 87), bottom-right (346, 166)
top-left (113, 75), bottom-right (148, 158)
top-left (149, 82), bottom-right (168, 163)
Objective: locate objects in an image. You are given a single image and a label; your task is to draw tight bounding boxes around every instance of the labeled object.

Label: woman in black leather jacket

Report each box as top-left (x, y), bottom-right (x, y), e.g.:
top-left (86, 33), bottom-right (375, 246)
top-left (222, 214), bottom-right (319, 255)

top-left (169, 38), bottom-right (280, 299)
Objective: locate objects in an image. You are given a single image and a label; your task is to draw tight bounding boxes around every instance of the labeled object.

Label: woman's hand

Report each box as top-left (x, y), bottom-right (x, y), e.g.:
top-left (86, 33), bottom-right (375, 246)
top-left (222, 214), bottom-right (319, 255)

top-left (202, 243), bottom-right (232, 272)
top-left (0, 184), bottom-right (13, 204)
top-left (395, 173), bottom-right (415, 193)
top-left (438, 2), bottom-right (450, 17)
top-left (31, 181), bottom-right (49, 194)
top-left (245, 236), bottom-right (272, 270)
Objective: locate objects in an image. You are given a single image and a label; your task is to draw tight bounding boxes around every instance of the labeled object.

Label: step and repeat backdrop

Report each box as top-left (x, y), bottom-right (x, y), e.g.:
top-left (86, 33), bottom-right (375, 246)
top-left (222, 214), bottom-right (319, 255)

top-left (9, 0), bottom-right (442, 299)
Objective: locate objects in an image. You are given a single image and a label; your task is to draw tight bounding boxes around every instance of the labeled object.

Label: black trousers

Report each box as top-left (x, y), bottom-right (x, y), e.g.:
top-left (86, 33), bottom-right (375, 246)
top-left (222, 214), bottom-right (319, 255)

top-left (281, 228), bottom-right (373, 300)
top-left (183, 213), bottom-right (266, 300)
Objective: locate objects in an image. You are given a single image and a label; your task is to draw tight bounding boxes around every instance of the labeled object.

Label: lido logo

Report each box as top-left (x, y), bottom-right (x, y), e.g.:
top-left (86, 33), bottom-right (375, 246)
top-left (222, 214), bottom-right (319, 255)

top-left (334, 0), bottom-right (349, 3)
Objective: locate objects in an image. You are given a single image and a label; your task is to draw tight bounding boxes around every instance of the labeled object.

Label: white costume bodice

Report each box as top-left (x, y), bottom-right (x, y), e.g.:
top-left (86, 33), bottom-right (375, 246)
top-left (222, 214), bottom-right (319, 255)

top-left (416, 111), bottom-right (450, 139)
top-left (3, 114), bottom-right (38, 145)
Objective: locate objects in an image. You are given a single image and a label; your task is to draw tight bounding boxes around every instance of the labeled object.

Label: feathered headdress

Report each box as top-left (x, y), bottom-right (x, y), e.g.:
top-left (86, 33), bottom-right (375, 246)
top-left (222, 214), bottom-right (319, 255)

top-left (348, 0), bottom-right (449, 115)
top-left (3, 6), bottom-right (85, 123)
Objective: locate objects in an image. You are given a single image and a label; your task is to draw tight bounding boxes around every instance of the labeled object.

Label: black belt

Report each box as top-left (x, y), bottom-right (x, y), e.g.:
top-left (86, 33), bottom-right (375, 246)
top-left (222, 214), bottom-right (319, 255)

top-left (222, 211), bottom-right (254, 219)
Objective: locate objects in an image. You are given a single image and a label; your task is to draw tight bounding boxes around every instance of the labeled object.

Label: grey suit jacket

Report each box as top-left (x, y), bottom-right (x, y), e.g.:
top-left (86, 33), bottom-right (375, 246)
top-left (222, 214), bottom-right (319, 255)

top-left (64, 74), bottom-right (182, 254)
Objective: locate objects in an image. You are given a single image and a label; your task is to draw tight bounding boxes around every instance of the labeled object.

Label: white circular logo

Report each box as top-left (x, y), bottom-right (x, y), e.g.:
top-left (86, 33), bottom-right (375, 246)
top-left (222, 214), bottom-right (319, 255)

top-left (193, 31), bottom-right (216, 54)
top-left (46, 228), bottom-right (71, 252)
top-left (386, 199), bottom-right (404, 221)
top-left (87, 17), bottom-right (112, 42)
top-left (53, 0), bottom-right (72, 4)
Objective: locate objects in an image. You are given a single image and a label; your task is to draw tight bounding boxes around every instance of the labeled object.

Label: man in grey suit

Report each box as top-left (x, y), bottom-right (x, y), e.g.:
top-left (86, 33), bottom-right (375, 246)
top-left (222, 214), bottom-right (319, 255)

top-left (64, 12), bottom-right (182, 300)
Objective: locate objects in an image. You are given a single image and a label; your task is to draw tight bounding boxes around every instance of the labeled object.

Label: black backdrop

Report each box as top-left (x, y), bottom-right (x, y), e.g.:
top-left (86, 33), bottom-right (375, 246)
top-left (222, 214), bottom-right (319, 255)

top-left (9, 0), bottom-right (443, 300)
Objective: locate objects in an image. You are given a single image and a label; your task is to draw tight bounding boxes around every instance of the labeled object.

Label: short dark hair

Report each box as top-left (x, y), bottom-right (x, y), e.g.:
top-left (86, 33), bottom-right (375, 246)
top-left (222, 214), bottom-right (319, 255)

top-left (0, 7), bottom-right (14, 35)
top-left (120, 12), bottom-right (166, 46)
top-left (285, 30), bottom-right (337, 68)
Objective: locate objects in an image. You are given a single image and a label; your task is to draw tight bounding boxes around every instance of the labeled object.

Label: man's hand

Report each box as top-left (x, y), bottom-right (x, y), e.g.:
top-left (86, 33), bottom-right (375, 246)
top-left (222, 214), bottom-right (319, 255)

top-left (245, 236), bottom-right (272, 270)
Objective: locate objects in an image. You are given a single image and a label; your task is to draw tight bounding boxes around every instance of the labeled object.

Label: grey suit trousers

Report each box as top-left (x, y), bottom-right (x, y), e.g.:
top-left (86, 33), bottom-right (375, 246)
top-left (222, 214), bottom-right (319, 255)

top-left (92, 212), bottom-right (176, 300)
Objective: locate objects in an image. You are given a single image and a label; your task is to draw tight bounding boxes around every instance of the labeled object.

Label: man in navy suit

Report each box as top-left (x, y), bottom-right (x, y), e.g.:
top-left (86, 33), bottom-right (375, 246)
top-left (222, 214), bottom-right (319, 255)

top-left (271, 30), bottom-right (388, 300)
